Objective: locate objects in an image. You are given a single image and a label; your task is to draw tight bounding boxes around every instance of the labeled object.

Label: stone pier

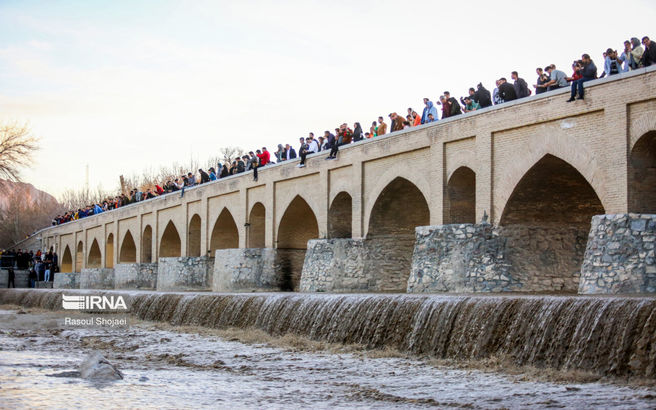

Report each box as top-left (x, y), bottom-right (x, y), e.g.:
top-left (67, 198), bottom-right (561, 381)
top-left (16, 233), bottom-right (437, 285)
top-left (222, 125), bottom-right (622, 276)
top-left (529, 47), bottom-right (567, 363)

top-left (114, 263), bottom-right (158, 290)
top-left (79, 268), bottom-right (115, 289)
top-left (579, 214), bottom-right (656, 294)
top-left (54, 272), bottom-right (80, 289)
top-left (156, 257), bottom-right (214, 292)
top-left (212, 248), bottom-right (279, 292)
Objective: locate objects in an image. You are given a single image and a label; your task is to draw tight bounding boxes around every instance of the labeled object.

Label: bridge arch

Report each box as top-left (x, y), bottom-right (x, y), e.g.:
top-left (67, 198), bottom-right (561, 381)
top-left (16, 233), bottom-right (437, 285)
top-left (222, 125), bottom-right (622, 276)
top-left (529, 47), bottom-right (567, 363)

top-left (444, 166), bottom-right (476, 224)
top-left (499, 154), bottom-right (605, 292)
top-left (60, 245), bottom-right (73, 273)
top-left (210, 207), bottom-right (239, 253)
top-left (364, 167), bottom-right (430, 237)
top-left (277, 195), bottom-right (319, 291)
top-left (141, 225), bottom-right (153, 263)
top-left (159, 220), bottom-right (181, 258)
top-left (119, 230), bottom-right (137, 263)
top-left (495, 132), bottom-right (607, 223)
top-left (105, 233), bottom-right (114, 268)
top-left (247, 202), bottom-right (265, 248)
top-left (328, 191), bottom-right (352, 238)
top-left (188, 214), bottom-right (202, 257)
top-left (629, 131), bottom-right (656, 213)
top-left (366, 177), bottom-right (430, 291)
top-left (87, 239), bottom-right (102, 268)
top-left (75, 241), bottom-right (83, 271)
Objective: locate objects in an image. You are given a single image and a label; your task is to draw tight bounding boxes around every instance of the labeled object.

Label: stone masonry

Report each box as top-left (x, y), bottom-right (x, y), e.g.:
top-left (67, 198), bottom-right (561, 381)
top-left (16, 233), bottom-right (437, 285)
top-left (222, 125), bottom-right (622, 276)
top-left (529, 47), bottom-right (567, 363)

top-left (114, 263), bottom-right (158, 290)
top-left (54, 272), bottom-right (81, 289)
top-left (408, 224), bottom-right (515, 293)
top-left (79, 268), bottom-right (115, 289)
top-left (213, 248), bottom-right (279, 292)
top-left (300, 239), bottom-right (368, 292)
top-left (157, 257), bottom-right (214, 292)
top-left (579, 214), bottom-right (656, 294)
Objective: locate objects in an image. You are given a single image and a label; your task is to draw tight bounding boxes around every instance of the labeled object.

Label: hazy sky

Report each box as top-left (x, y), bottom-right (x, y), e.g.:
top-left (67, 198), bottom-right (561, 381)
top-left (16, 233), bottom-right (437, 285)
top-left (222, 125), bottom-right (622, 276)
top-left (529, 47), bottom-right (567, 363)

top-left (1, 0), bottom-right (654, 198)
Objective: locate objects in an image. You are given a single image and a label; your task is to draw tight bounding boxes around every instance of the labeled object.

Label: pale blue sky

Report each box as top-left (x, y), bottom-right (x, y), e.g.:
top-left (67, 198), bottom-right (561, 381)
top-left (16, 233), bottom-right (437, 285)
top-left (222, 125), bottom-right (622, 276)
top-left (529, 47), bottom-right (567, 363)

top-left (1, 0), bottom-right (655, 197)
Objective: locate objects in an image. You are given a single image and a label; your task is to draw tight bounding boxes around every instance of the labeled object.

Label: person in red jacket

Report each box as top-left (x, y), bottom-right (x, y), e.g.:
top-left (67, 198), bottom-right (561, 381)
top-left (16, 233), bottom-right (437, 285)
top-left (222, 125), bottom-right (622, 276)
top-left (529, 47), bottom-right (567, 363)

top-left (261, 147), bottom-right (270, 165)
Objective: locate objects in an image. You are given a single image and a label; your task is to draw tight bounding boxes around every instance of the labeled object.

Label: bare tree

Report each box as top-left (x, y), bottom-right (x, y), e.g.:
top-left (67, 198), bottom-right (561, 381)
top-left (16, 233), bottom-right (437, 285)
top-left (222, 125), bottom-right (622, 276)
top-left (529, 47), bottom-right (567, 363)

top-left (219, 146), bottom-right (245, 164)
top-left (0, 122), bottom-right (39, 182)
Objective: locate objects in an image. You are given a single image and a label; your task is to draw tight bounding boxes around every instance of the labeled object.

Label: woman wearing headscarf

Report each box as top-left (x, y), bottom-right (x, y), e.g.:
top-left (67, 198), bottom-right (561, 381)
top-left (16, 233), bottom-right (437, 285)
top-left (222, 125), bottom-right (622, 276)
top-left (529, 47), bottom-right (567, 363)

top-left (352, 122), bottom-right (363, 142)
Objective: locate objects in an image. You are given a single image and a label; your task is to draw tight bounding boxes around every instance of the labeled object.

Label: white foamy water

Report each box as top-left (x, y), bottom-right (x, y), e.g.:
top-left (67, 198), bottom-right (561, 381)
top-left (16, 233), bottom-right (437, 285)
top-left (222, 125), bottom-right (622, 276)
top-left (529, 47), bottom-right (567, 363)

top-left (1, 309), bottom-right (655, 409)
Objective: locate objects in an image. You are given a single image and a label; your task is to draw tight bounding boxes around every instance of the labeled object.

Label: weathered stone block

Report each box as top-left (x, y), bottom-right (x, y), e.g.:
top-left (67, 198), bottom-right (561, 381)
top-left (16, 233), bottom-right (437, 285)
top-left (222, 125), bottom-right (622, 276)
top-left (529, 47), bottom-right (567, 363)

top-left (79, 268), bottom-right (115, 289)
top-left (212, 248), bottom-right (280, 292)
top-left (114, 263), bottom-right (158, 290)
top-left (580, 214), bottom-right (656, 294)
top-left (54, 272), bottom-right (80, 289)
top-left (300, 239), bottom-right (368, 292)
top-left (156, 257), bottom-right (213, 292)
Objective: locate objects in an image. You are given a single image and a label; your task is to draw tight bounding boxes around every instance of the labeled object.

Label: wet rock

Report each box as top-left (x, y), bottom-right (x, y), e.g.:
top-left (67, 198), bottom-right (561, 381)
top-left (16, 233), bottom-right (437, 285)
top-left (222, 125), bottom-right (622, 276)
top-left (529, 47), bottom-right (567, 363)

top-left (79, 352), bottom-right (123, 380)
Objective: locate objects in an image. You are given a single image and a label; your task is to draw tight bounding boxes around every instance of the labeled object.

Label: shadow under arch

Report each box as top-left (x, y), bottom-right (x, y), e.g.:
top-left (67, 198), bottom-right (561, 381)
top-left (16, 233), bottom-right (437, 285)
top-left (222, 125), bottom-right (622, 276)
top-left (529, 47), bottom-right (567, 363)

top-left (60, 245), bottom-right (73, 273)
top-left (159, 221), bottom-right (181, 258)
top-left (87, 239), bottom-right (102, 268)
top-left (444, 166), bottom-right (476, 224)
top-left (499, 154), bottom-right (604, 292)
top-left (119, 230), bottom-right (137, 263)
top-left (277, 195), bottom-right (319, 291)
top-left (629, 130), bottom-right (656, 213)
top-left (247, 202), bottom-right (265, 248)
top-left (366, 176), bottom-right (429, 292)
top-left (210, 208), bottom-right (239, 253)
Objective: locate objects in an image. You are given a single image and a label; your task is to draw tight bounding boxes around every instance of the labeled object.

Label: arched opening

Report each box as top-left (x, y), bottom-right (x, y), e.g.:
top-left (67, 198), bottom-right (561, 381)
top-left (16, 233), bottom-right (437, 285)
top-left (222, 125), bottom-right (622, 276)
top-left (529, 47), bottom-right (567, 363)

top-left (629, 131), bottom-right (656, 213)
top-left (188, 214), bottom-right (201, 257)
top-left (105, 233), bottom-right (114, 268)
top-left (159, 221), bottom-right (181, 258)
top-left (247, 203), bottom-right (266, 248)
top-left (142, 225), bottom-right (152, 263)
top-left (75, 241), bottom-right (83, 271)
top-left (500, 154), bottom-right (605, 292)
top-left (60, 245), bottom-right (73, 273)
top-left (328, 192), bottom-right (352, 238)
top-left (87, 239), bottom-right (102, 268)
top-left (210, 208), bottom-right (239, 253)
top-left (119, 231), bottom-right (137, 263)
top-left (444, 167), bottom-right (476, 224)
top-left (277, 195), bottom-right (319, 291)
top-left (366, 177), bottom-right (430, 291)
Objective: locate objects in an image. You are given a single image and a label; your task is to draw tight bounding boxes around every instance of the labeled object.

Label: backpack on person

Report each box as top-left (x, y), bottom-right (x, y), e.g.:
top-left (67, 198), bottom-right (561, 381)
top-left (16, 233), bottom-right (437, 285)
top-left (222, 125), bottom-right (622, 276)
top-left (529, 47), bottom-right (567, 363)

top-left (610, 59), bottom-right (619, 75)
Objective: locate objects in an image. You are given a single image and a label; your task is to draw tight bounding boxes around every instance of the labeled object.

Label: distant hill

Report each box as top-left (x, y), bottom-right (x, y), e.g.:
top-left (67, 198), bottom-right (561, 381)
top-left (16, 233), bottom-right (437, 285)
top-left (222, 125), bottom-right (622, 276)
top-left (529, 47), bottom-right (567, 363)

top-left (0, 179), bottom-right (59, 210)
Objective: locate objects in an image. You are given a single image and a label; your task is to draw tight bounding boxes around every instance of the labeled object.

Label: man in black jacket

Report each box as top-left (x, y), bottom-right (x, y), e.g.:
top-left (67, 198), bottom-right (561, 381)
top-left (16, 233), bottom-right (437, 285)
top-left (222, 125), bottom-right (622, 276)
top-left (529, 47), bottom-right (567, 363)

top-left (444, 91), bottom-right (462, 116)
top-left (511, 71), bottom-right (531, 98)
top-left (641, 36), bottom-right (656, 67)
top-left (497, 78), bottom-right (517, 102)
top-left (568, 54), bottom-right (597, 102)
top-left (283, 144), bottom-right (296, 161)
top-left (474, 83), bottom-right (492, 108)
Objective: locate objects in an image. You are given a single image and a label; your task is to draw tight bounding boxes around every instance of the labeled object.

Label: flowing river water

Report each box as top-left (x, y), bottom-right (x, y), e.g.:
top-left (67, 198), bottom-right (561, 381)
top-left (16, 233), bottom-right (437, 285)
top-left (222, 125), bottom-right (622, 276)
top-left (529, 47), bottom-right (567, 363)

top-left (2, 289), bottom-right (656, 408)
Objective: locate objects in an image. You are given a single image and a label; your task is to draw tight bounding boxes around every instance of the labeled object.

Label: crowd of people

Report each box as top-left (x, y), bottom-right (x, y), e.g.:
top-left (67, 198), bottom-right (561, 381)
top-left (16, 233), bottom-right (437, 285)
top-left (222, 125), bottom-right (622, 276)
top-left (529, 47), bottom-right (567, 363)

top-left (1, 248), bottom-right (58, 288)
top-left (50, 35), bottom-right (655, 227)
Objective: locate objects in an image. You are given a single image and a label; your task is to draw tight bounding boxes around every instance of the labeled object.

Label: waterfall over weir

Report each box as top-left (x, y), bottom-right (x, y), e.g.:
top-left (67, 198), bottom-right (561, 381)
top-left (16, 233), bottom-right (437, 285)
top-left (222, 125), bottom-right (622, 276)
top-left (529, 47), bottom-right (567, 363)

top-left (3, 289), bottom-right (656, 378)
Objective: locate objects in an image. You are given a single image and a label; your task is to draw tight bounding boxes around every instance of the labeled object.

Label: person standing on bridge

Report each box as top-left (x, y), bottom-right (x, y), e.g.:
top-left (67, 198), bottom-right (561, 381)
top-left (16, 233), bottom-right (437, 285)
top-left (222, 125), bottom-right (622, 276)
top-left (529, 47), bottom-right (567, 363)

top-left (377, 117), bottom-right (387, 136)
top-left (512, 72), bottom-right (531, 98)
top-left (641, 36), bottom-right (656, 67)
top-left (7, 268), bottom-right (15, 288)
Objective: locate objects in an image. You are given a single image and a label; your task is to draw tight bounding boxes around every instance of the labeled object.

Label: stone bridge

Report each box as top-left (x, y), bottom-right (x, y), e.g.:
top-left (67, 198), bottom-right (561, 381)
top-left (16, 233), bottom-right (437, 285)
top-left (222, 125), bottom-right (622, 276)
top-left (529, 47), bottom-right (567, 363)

top-left (29, 67), bottom-right (656, 294)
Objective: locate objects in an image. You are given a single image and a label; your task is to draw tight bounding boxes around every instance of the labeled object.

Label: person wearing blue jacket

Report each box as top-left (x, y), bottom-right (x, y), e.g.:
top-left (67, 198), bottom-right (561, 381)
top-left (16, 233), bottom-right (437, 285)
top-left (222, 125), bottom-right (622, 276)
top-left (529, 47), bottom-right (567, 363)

top-left (421, 98), bottom-right (438, 124)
